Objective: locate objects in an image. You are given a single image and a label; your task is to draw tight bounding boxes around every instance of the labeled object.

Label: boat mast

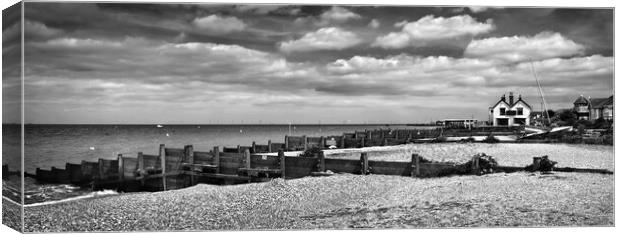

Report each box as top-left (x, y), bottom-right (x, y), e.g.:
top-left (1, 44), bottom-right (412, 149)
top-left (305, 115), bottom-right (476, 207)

top-left (529, 60), bottom-right (550, 125)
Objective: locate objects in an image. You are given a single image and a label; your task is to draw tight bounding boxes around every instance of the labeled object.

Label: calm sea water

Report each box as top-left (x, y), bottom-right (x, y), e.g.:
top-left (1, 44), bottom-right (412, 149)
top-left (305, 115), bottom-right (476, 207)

top-left (3, 124), bottom-right (431, 204)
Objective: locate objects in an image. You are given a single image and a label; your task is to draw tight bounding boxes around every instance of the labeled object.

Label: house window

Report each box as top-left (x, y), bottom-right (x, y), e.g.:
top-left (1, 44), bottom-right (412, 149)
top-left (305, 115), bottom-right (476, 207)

top-left (499, 108), bottom-right (506, 115)
top-left (517, 108), bottom-right (523, 115)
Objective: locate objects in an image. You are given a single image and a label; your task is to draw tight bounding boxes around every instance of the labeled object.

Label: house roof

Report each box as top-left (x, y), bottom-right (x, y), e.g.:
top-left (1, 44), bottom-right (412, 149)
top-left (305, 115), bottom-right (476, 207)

top-left (574, 95), bottom-right (589, 105)
top-left (514, 99), bottom-right (532, 109)
top-left (490, 94), bottom-right (531, 109)
top-left (490, 99), bottom-right (509, 109)
top-left (590, 96), bottom-right (613, 109)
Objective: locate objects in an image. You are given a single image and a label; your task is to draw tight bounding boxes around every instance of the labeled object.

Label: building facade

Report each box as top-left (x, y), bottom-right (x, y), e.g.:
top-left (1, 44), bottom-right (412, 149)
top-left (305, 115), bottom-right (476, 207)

top-left (573, 95), bottom-right (613, 121)
top-left (488, 92), bottom-right (532, 126)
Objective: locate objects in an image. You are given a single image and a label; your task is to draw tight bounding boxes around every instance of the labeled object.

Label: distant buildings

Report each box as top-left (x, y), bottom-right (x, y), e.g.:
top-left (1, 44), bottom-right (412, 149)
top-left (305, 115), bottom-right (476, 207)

top-left (488, 92), bottom-right (532, 126)
top-left (436, 119), bottom-right (478, 128)
top-left (573, 95), bottom-right (613, 121)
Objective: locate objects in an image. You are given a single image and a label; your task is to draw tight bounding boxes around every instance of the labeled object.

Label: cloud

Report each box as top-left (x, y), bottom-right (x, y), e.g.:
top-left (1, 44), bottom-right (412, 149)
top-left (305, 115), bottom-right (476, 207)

top-left (24, 20), bottom-right (63, 41)
top-left (320, 6), bottom-right (362, 23)
top-left (326, 55), bottom-right (494, 75)
top-left (368, 19), bottom-right (380, 28)
top-left (463, 31), bottom-right (586, 62)
top-left (372, 14), bottom-right (495, 49)
top-left (233, 5), bottom-right (301, 15)
top-left (192, 15), bottom-right (246, 34)
top-left (279, 27), bottom-right (362, 52)
top-left (294, 6), bottom-right (362, 27)
top-left (468, 6), bottom-right (505, 13)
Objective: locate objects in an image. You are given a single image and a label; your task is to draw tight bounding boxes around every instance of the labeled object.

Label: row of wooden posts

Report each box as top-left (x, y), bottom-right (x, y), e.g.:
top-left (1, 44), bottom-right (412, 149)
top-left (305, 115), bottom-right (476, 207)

top-left (25, 127), bottom-right (521, 192)
top-left (30, 145), bottom-right (479, 192)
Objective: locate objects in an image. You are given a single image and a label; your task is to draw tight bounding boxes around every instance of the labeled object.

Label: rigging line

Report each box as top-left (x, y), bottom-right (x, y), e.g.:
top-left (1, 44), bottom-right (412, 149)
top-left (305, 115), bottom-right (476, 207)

top-left (529, 60), bottom-right (550, 125)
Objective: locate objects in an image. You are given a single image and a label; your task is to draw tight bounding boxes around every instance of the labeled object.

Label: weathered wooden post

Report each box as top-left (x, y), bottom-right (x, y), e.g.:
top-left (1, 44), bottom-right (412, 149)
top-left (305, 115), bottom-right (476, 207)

top-left (367, 130), bottom-right (372, 140)
top-left (303, 135), bottom-right (308, 151)
top-left (244, 149), bottom-right (251, 182)
top-left (185, 145), bottom-right (194, 185)
top-left (2, 164), bottom-right (8, 180)
top-left (411, 154), bottom-right (420, 177)
top-left (252, 141), bottom-right (256, 154)
top-left (341, 133), bottom-right (346, 148)
top-left (97, 159), bottom-right (105, 181)
top-left (361, 137), bottom-right (365, 148)
top-left (118, 154), bottom-right (124, 185)
top-left (137, 152), bottom-right (145, 186)
top-left (319, 136), bottom-right (325, 149)
top-left (213, 146), bottom-right (220, 173)
top-left (383, 138), bottom-right (388, 146)
top-left (317, 150), bottom-right (325, 172)
top-left (360, 152), bottom-right (369, 175)
top-left (268, 140), bottom-right (273, 152)
top-left (159, 144), bottom-right (166, 191)
top-left (531, 157), bottom-right (542, 171)
top-left (244, 148), bottom-right (251, 169)
top-left (35, 167), bottom-right (41, 181)
top-left (278, 149), bottom-right (286, 179)
top-left (285, 135), bottom-right (289, 151)
top-left (395, 130), bottom-right (399, 140)
top-left (471, 154), bottom-right (480, 175)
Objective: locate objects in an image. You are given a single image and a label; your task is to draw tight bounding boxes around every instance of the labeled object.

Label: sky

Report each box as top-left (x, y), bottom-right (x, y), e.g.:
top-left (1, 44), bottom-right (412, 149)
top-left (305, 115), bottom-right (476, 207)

top-left (1, 2), bottom-right (614, 124)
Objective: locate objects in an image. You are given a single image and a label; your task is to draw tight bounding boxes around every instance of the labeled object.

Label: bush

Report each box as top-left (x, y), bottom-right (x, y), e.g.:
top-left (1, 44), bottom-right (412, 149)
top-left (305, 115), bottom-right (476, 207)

top-left (299, 146), bottom-right (322, 157)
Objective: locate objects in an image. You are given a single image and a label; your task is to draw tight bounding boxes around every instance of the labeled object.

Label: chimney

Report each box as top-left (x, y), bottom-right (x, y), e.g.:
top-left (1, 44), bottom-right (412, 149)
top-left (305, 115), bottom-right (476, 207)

top-left (500, 94), bottom-right (506, 102)
top-left (518, 94), bottom-right (522, 101)
top-left (509, 92), bottom-right (514, 105)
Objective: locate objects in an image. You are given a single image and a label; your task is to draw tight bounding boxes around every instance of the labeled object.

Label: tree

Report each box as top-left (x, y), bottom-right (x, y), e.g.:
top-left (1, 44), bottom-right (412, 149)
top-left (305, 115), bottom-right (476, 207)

top-left (557, 109), bottom-right (578, 126)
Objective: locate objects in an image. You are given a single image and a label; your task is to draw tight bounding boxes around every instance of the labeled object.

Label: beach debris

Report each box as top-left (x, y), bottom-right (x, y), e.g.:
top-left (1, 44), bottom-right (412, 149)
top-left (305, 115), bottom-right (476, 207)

top-left (166, 133), bottom-right (170, 137)
top-left (462, 153), bottom-right (498, 175)
top-left (89, 146), bottom-right (95, 150)
top-left (310, 170), bottom-right (334, 177)
top-left (525, 155), bottom-right (557, 173)
top-left (328, 145), bottom-right (337, 149)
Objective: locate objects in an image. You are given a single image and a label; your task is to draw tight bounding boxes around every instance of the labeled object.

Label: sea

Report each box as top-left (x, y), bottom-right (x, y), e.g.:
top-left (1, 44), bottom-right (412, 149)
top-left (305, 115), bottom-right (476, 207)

top-left (2, 124), bottom-right (432, 205)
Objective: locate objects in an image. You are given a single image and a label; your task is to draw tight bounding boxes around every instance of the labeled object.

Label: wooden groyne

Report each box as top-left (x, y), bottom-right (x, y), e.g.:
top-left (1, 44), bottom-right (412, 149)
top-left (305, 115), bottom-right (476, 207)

top-left (6, 126), bottom-right (611, 194)
top-left (18, 146), bottom-right (485, 192)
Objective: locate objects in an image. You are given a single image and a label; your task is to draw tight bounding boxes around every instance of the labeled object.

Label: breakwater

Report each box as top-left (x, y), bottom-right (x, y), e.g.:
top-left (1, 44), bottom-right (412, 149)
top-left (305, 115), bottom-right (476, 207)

top-left (6, 126), bottom-right (611, 194)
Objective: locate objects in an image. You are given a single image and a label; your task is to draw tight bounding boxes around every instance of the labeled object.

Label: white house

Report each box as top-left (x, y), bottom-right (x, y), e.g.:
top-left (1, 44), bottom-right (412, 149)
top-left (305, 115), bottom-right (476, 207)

top-left (488, 92), bottom-right (532, 126)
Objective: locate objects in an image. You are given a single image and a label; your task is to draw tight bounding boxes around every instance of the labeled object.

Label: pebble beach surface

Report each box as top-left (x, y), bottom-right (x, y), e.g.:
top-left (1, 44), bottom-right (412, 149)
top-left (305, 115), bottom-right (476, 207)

top-left (24, 172), bottom-right (613, 232)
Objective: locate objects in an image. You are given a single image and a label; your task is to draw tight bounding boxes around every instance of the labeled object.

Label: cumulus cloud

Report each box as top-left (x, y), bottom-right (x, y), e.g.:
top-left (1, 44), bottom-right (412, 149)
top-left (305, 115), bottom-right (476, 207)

top-left (320, 6), bottom-right (362, 23)
top-left (463, 31), bottom-right (586, 63)
top-left (294, 6), bottom-right (362, 26)
top-left (192, 15), bottom-right (246, 34)
top-left (372, 14), bottom-right (495, 49)
top-left (279, 27), bottom-right (362, 52)
top-left (326, 55), bottom-right (494, 75)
